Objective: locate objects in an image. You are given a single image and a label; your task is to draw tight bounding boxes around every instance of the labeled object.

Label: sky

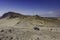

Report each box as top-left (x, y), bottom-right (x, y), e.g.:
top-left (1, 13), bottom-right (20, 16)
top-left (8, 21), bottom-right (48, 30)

top-left (0, 0), bottom-right (60, 17)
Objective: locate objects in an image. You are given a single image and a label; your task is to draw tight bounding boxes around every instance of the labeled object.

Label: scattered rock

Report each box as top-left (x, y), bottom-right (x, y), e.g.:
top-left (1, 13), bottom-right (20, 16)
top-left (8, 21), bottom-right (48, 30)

top-left (33, 27), bottom-right (40, 31)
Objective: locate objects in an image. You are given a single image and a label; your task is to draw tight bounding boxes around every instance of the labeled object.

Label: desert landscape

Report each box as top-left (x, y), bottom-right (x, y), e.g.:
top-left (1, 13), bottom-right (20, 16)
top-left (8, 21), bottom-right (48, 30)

top-left (0, 12), bottom-right (60, 40)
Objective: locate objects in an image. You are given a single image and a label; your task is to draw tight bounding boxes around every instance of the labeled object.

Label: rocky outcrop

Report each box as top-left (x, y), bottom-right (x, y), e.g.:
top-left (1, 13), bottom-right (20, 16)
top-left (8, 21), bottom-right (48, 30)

top-left (1, 12), bottom-right (25, 19)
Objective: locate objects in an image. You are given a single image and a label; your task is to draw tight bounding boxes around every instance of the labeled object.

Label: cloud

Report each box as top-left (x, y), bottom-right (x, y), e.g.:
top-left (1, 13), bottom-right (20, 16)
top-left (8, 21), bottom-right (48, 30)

top-left (41, 11), bottom-right (60, 17)
top-left (48, 11), bottom-right (54, 14)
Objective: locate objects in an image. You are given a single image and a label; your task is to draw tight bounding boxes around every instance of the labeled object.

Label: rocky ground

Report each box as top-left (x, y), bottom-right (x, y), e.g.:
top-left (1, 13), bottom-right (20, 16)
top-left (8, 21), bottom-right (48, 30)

top-left (0, 12), bottom-right (60, 40)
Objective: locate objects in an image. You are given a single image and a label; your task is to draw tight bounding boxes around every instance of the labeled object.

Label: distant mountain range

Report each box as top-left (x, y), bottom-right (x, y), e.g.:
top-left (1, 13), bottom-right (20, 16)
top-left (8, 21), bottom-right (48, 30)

top-left (0, 12), bottom-right (60, 20)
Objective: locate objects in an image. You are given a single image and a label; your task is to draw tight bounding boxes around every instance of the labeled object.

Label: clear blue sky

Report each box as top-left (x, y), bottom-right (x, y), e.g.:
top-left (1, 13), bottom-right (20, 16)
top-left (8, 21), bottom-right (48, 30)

top-left (0, 0), bottom-right (60, 17)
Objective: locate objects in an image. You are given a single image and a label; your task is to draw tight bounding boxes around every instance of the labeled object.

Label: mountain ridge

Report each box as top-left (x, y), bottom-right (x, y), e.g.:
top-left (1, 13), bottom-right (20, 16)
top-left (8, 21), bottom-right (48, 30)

top-left (0, 12), bottom-right (59, 21)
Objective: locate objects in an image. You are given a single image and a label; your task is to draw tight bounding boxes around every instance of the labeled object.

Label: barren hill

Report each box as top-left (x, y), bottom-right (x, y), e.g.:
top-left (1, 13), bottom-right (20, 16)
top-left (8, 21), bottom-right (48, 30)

top-left (0, 12), bottom-right (60, 40)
